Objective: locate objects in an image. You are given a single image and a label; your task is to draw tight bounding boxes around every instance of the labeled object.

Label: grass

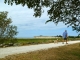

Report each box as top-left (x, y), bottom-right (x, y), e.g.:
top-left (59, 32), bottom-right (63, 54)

top-left (16, 38), bottom-right (61, 46)
top-left (16, 38), bottom-right (80, 46)
top-left (0, 43), bottom-right (80, 60)
top-left (1, 37), bottom-right (80, 46)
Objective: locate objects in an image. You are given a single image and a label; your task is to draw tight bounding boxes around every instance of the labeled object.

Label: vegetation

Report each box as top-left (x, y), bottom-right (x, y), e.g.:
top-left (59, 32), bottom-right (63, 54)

top-left (0, 11), bottom-right (18, 44)
top-left (0, 43), bottom-right (80, 60)
top-left (4, 0), bottom-right (80, 33)
top-left (17, 37), bottom-right (80, 44)
top-left (16, 38), bottom-right (59, 46)
top-left (0, 36), bottom-right (80, 47)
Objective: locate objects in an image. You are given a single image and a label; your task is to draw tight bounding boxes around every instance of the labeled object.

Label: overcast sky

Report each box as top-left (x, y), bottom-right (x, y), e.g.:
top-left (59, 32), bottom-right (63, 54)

top-left (0, 0), bottom-right (78, 38)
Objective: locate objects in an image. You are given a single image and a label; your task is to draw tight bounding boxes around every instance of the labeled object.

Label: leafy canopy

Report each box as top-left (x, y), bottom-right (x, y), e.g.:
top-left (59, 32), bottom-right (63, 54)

top-left (4, 0), bottom-right (80, 33)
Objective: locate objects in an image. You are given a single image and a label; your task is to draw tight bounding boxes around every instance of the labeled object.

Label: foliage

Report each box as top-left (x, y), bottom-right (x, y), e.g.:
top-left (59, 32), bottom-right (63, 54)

top-left (4, 0), bottom-right (80, 33)
top-left (12, 38), bottom-right (79, 46)
top-left (0, 11), bottom-right (18, 44)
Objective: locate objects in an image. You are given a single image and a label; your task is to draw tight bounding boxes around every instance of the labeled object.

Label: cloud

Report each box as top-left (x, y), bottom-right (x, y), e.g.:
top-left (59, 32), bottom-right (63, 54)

top-left (17, 20), bottom-right (67, 30)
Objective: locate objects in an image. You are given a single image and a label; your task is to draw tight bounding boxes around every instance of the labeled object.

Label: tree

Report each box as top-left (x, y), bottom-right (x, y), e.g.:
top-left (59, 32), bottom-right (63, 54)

top-left (4, 0), bottom-right (80, 33)
top-left (0, 11), bottom-right (17, 44)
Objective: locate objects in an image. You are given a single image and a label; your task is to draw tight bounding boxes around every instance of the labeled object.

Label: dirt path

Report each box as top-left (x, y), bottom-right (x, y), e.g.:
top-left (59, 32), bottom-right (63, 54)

top-left (0, 40), bottom-right (80, 58)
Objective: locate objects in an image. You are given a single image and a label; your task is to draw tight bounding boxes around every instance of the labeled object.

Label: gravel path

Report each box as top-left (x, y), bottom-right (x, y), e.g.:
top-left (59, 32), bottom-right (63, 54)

top-left (0, 40), bottom-right (80, 58)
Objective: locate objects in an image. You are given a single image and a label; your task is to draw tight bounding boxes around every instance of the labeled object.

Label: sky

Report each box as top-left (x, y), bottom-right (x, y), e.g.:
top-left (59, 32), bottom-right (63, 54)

top-left (0, 0), bottom-right (79, 38)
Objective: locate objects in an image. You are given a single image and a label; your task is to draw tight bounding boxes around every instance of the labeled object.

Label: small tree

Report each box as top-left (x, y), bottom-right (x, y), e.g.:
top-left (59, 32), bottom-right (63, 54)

top-left (0, 11), bottom-right (18, 44)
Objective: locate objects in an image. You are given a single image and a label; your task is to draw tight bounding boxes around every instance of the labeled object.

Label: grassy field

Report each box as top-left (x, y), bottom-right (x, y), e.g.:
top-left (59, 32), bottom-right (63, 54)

top-left (16, 38), bottom-right (80, 46)
top-left (16, 38), bottom-right (58, 45)
top-left (0, 37), bottom-right (80, 47)
top-left (0, 43), bottom-right (80, 60)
